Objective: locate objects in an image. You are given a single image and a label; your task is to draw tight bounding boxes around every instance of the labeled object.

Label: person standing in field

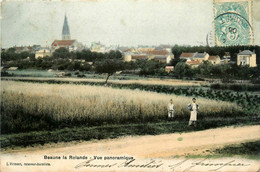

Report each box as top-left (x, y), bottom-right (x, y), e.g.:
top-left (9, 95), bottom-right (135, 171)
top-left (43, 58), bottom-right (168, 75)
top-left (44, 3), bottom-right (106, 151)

top-left (168, 99), bottom-right (175, 119)
top-left (187, 98), bottom-right (199, 126)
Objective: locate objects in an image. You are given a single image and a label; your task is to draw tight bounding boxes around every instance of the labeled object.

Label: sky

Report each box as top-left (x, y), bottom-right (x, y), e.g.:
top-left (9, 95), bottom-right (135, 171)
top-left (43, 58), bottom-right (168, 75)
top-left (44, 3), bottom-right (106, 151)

top-left (1, 0), bottom-right (260, 48)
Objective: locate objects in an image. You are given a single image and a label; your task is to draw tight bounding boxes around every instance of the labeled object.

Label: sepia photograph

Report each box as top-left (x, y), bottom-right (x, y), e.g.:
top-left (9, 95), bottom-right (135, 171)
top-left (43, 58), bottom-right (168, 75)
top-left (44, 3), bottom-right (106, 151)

top-left (1, 0), bottom-right (260, 171)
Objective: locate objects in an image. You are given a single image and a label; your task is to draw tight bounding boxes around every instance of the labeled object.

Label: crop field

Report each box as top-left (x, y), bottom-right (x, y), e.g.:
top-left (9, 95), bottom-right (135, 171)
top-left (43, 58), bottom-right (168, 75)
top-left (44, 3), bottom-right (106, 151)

top-left (1, 81), bottom-right (241, 132)
top-left (2, 78), bottom-right (260, 149)
top-left (2, 76), bottom-right (205, 87)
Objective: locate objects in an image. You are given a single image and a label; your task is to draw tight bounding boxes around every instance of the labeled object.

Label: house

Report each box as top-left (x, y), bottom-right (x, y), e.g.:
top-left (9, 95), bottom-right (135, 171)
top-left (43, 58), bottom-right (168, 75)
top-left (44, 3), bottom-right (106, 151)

top-left (237, 50), bottom-right (257, 67)
top-left (8, 67), bottom-right (18, 70)
top-left (192, 52), bottom-right (209, 62)
top-left (118, 46), bottom-right (134, 53)
top-left (123, 53), bottom-right (149, 62)
top-left (145, 50), bottom-right (174, 62)
top-left (124, 53), bottom-right (132, 62)
top-left (131, 54), bottom-right (148, 61)
top-left (35, 48), bottom-right (52, 59)
top-left (186, 60), bottom-right (200, 68)
top-left (86, 62), bottom-right (93, 65)
top-left (137, 47), bottom-right (155, 53)
top-left (165, 66), bottom-right (174, 73)
top-left (124, 48), bottom-right (174, 62)
top-left (179, 53), bottom-right (194, 61)
top-left (13, 46), bottom-right (29, 53)
top-left (158, 44), bottom-right (172, 52)
top-left (153, 55), bottom-right (172, 64)
top-left (223, 52), bottom-right (231, 59)
top-left (74, 59), bottom-right (86, 63)
top-left (208, 56), bottom-right (220, 65)
top-left (90, 42), bottom-right (107, 53)
top-left (145, 49), bottom-right (170, 56)
top-left (180, 52), bottom-right (209, 63)
top-left (219, 52), bottom-right (231, 64)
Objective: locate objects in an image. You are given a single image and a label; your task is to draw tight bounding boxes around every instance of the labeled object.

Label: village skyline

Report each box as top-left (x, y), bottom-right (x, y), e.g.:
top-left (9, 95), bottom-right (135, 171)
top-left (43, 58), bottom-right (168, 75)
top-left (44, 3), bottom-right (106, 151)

top-left (2, 0), bottom-right (260, 49)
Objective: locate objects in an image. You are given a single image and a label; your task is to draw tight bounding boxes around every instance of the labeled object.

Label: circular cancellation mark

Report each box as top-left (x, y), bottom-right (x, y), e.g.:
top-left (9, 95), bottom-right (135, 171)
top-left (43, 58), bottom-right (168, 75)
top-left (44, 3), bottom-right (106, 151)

top-left (209, 12), bottom-right (254, 46)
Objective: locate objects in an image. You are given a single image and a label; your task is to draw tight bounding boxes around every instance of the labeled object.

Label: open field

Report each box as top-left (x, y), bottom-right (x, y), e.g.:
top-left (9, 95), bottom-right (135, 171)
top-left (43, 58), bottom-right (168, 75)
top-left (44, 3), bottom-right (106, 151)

top-left (2, 77), bottom-right (260, 113)
top-left (1, 78), bottom-right (259, 151)
top-left (1, 81), bottom-right (240, 133)
top-left (2, 76), bottom-right (206, 87)
top-left (4, 69), bottom-right (207, 84)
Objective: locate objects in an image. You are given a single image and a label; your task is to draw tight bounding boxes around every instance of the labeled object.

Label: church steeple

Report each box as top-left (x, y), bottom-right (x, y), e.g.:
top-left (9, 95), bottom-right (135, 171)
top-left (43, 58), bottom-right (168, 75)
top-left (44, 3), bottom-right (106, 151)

top-left (62, 13), bottom-right (71, 40)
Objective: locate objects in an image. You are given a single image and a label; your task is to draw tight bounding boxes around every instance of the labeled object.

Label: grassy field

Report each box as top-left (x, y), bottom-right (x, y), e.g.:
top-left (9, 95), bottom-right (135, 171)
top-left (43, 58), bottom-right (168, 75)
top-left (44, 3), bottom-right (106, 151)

top-left (1, 78), bottom-right (259, 150)
top-left (3, 77), bottom-right (260, 114)
top-left (2, 76), bottom-right (205, 87)
top-left (1, 81), bottom-right (240, 133)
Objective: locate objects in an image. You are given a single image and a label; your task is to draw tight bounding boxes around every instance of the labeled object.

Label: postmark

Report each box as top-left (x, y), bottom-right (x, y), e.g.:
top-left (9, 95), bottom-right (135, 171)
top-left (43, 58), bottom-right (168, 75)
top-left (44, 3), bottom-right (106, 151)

top-left (206, 23), bottom-right (216, 47)
top-left (213, 0), bottom-right (254, 46)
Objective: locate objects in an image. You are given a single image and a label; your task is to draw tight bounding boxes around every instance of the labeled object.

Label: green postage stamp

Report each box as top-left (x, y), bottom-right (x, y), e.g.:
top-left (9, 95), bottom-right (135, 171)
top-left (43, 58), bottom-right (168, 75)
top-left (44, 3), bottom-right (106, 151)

top-left (214, 0), bottom-right (254, 46)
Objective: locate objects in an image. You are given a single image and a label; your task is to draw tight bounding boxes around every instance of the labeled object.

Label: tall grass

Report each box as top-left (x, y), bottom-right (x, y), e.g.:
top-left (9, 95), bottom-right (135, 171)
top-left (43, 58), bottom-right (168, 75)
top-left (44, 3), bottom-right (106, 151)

top-left (2, 76), bottom-right (204, 86)
top-left (1, 81), bottom-right (241, 133)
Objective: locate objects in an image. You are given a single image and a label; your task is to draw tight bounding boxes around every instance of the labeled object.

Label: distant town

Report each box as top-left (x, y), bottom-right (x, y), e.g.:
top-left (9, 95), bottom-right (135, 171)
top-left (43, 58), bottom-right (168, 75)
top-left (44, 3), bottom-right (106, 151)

top-left (1, 14), bottom-right (259, 81)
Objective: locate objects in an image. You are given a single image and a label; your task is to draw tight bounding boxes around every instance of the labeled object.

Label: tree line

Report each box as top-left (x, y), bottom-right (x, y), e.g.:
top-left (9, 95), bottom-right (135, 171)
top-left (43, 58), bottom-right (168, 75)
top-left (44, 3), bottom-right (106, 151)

top-left (2, 45), bottom-right (260, 83)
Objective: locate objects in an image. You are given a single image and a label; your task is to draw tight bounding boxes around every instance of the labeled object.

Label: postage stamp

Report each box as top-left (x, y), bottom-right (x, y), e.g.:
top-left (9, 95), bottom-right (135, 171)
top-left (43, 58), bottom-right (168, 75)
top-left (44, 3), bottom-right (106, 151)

top-left (213, 0), bottom-right (254, 46)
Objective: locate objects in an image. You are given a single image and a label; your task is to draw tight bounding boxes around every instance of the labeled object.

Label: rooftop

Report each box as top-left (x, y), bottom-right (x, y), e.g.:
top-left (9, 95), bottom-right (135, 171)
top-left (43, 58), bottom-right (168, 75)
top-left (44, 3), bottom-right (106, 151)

top-left (52, 40), bottom-right (76, 46)
top-left (186, 61), bottom-right (201, 65)
top-left (145, 50), bottom-right (169, 56)
top-left (193, 52), bottom-right (208, 58)
top-left (154, 55), bottom-right (167, 59)
top-left (180, 53), bottom-right (194, 58)
top-left (132, 55), bottom-right (148, 60)
top-left (208, 56), bottom-right (219, 60)
top-left (238, 50), bottom-right (255, 55)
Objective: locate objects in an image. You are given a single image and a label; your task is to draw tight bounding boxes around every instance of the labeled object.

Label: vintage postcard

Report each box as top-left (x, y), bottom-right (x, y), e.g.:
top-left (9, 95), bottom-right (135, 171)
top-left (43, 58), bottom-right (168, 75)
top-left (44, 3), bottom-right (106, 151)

top-left (1, 0), bottom-right (260, 172)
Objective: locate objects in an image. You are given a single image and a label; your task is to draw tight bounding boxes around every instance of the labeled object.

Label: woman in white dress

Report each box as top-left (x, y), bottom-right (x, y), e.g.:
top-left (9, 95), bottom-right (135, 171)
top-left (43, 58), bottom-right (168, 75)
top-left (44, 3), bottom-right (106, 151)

top-left (187, 98), bottom-right (199, 126)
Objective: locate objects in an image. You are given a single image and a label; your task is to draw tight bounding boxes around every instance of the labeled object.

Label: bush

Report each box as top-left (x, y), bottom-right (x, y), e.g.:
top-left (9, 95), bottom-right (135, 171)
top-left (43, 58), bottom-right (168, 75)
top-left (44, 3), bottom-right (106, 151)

top-left (211, 83), bottom-right (260, 91)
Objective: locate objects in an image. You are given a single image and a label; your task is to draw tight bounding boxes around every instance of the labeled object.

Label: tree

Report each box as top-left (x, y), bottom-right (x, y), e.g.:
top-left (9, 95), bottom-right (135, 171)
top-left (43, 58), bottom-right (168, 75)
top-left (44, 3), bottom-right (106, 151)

top-left (95, 59), bottom-right (124, 84)
top-left (124, 61), bottom-right (137, 70)
top-left (7, 48), bottom-right (16, 53)
top-left (80, 49), bottom-right (93, 62)
top-left (139, 60), bottom-right (162, 75)
top-left (174, 62), bottom-right (194, 78)
top-left (197, 61), bottom-right (213, 76)
top-left (52, 47), bottom-right (70, 59)
top-left (170, 56), bottom-right (180, 66)
top-left (171, 44), bottom-right (183, 58)
top-left (106, 50), bottom-right (122, 59)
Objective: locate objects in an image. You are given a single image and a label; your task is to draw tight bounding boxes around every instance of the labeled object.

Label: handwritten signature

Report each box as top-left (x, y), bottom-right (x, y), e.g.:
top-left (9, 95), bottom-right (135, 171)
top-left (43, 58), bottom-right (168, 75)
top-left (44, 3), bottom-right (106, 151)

top-left (75, 158), bottom-right (251, 171)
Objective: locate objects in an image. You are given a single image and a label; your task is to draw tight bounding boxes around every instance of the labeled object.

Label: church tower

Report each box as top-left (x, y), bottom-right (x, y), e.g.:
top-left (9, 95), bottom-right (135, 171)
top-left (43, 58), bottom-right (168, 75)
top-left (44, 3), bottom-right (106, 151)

top-left (62, 14), bottom-right (71, 40)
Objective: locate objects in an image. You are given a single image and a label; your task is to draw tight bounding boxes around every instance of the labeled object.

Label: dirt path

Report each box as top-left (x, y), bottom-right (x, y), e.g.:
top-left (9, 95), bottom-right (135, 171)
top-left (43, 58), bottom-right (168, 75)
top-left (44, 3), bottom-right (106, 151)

top-left (2, 125), bottom-right (260, 158)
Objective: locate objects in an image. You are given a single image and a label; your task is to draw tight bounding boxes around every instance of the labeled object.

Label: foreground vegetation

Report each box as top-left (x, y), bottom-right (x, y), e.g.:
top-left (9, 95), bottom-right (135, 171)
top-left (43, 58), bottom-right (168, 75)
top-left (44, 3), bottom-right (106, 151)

top-left (213, 140), bottom-right (260, 159)
top-left (1, 79), bottom-right (260, 149)
top-left (2, 77), bottom-right (260, 114)
top-left (2, 118), bottom-right (259, 149)
top-left (1, 81), bottom-right (241, 134)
